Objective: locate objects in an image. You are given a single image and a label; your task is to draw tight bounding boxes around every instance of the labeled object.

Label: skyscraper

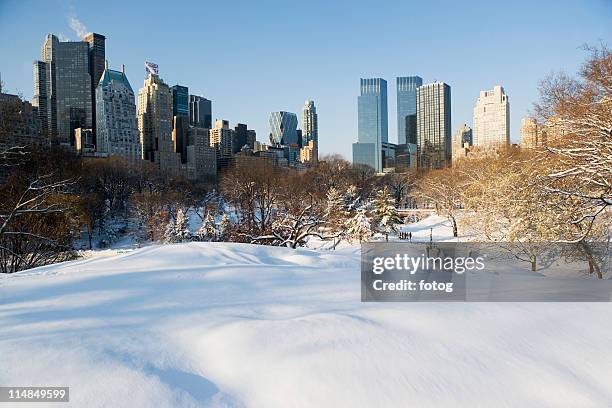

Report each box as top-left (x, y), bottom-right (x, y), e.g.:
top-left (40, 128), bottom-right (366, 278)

top-left (451, 123), bottom-right (472, 164)
top-left (233, 123), bottom-right (257, 153)
top-left (0, 92), bottom-right (44, 151)
top-left (301, 100), bottom-right (318, 163)
top-left (472, 85), bottom-right (510, 147)
top-left (416, 82), bottom-right (451, 169)
top-left (210, 119), bottom-right (234, 161)
top-left (353, 78), bottom-right (388, 171)
top-left (171, 85), bottom-right (189, 163)
top-left (396, 76), bottom-right (422, 145)
top-left (84, 33), bottom-right (106, 144)
top-left (171, 85), bottom-right (189, 117)
top-left (96, 62), bottom-right (141, 162)
top-left (32, 61), bottom-right (48, 137)
top-left (269, 111), bottom-right (298, 145)
top-left (189, 95), bottom-right (212, 128)
top-left (33, 34), bottom-right (92, 146)
top-left (137, 70), bottom-right (181, 174)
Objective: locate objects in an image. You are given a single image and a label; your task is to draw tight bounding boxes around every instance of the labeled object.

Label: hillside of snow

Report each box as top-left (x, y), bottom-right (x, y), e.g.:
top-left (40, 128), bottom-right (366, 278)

top-left (1, 217), bottom-right (612, 407)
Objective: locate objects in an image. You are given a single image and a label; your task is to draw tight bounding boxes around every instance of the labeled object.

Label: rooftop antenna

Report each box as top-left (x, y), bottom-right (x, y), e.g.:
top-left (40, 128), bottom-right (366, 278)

top-left (0, 71), bottom-right (2, 93)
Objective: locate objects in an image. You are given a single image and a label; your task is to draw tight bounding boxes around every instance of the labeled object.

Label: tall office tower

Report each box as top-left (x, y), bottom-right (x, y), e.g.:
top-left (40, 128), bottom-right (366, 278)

top-left (451, 123), bottom-right (473, 164)
top-left (301, 100), bottom-right (318, 163)
top-left (172, 115), bottom-right (190, 163)
top-left (246, 129), bottom-right (256, 150)
top-left (0, 92), bottom-right (44, 151)
top-left (95, 62), bottom-right (141, 162)
top-left (416, 82), bottom-right (451, 169)
top-left (171, 85), bottom-right (189, 163)
top-left (520, 117), bottom-right (539, 149)
top-left (84, 33), bottom-right (106, 143)
top-left (396, 76), bottom-right (422, 145)
top-left (233, 123), bottom-right (256, 153)
top-left (33, 34), bottom-right (92, 146)
top-left (209, 119), bottom-right (234, 158)
top-left (296, 129), bottom-right (303, 148)
top-left (269, 111), bottom-right (298, 145)
top-left (472, 85), bottom-right (510, 147)
top-left (189, 95), bottom-right (212, 128)
top-left (137, 71), bottom-right (180, 175)
top-left (353, 78), bottom-right (388, 172)
top-left (32, 61), bottom-right (48, 138)
top-left (171, 85), bottom-right (189, 117)
top-left (186, 126), bottom-right (217, 180)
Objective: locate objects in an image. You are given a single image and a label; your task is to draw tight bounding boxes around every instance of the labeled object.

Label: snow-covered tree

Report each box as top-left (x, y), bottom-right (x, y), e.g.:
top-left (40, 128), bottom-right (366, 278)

top-left (163, 216), bottom-right (178, 244)
top-left (373, 186), bottom-right (402, 241)
top-left (325, 187), bottom-right (347, 221)
top-left (416, 167), bottom-right (466, 238)
top-left (196, 211), bottom-right (217, 242)
top-left (175, 208), bottom-right (192, 242)
top-left (534, 46), bottom-right (611, 240)
top-left (344, 185), bottom-right (360, 210)
top-left (218, 213), bottom-right (230, 240)
top-left (324, 187), bottom-right (351, 248)
top-left (250, 204), bottom-right (328, 249)
top-left (345, 207), bottom-right (373, 243)
top-left (163, 208), bottom-right (192, 243)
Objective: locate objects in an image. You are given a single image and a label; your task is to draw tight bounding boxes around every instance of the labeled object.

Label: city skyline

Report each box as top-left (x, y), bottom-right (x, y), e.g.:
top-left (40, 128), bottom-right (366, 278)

top-left (0, 0), bottom-right (610, 160)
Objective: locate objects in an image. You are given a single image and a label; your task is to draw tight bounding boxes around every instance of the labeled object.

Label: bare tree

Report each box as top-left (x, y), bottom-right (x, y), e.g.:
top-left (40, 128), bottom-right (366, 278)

top-left (416, 167), bottom-right (467, 238)
top-left (0, 152), bottom-right (76, 272)
top-left (534, 45), bottom-right (612, 240)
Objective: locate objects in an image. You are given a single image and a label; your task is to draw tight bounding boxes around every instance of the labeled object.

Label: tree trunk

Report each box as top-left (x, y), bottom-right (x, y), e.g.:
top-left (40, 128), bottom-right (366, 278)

top-left (530, 254), bottom-right (536, 272)
top-left (580, 241), bottom-right (602, 279)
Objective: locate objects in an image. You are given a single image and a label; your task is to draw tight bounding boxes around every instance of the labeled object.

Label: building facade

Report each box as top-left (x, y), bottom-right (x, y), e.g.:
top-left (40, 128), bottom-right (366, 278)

top-left (269, 111), bottom-right (298, 145)
top-left (396, 76), bottom-right (422, 145)
top-left (137, 72), bottom-right (181, 174)
top-left (33, 34), bottom-right (93, 146)
top-left (84, 33), bottom-right (106, 143)
top-left (189, 95), bottom-right (212, 128)
top-left (95, 63), bottom-right (141, 162)
top-left (301, 100), bottom-right (318, 163)
top-left (299, 139), bottom-right (316, 163)
top-left (0, 92), bottom-right (44, 151)
top-left (353, 78), bottom-right (388, 172)
top-left (416, 82), bottom-right (452, 169)
top-left (171, 85), bottom-right (189, 117)
top-left (472, 85), bottom-right (510, 147)
top-left (186, 126), bottom-right (217, 180)
top-left (210, 119), bottom-right (233, 159)
top-left (451, 123), bottom-right (473, 164)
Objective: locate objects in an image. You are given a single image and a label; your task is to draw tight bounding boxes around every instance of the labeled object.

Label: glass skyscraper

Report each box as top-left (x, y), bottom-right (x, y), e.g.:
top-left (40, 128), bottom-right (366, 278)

top-left (33, 34), bottom-right (92, 146)
top-left (269, 111), bottom-right (298, 145)
top-left (171, 85), bottom-right (189, 117)
top-left (353, 78), bottom-right (388, 172)
top-left (416, 82), bottom-right (452, 169)
top-left (85, 33), bottom-right (106, 144)
top-left (396, 76), bottom-right (422, 145)
top-left (189, 95), bottom-right (212, 129)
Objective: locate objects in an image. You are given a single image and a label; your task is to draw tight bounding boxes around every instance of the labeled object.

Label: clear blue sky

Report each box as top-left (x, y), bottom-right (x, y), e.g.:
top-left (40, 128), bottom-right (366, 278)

top-left (1, 0), bottom-right (610, 159)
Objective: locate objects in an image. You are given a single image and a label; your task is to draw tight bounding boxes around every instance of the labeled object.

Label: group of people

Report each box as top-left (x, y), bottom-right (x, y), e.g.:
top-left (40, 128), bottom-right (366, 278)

top-left (398, 231), bottom-right (413, 241)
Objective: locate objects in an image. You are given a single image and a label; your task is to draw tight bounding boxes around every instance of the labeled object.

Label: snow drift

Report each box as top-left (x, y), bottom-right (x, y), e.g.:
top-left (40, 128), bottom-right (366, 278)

top-left (1, 240), bottom-right (612, 407)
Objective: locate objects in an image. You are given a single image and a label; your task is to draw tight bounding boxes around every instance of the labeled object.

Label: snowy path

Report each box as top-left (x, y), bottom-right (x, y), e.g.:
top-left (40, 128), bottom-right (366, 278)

top-left (1, 237), bottom-right (611, 406)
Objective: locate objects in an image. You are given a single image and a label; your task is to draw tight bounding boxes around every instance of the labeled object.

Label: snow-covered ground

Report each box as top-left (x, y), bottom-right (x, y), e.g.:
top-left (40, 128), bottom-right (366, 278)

top-left (1, 216), bottom-right (611, 407)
